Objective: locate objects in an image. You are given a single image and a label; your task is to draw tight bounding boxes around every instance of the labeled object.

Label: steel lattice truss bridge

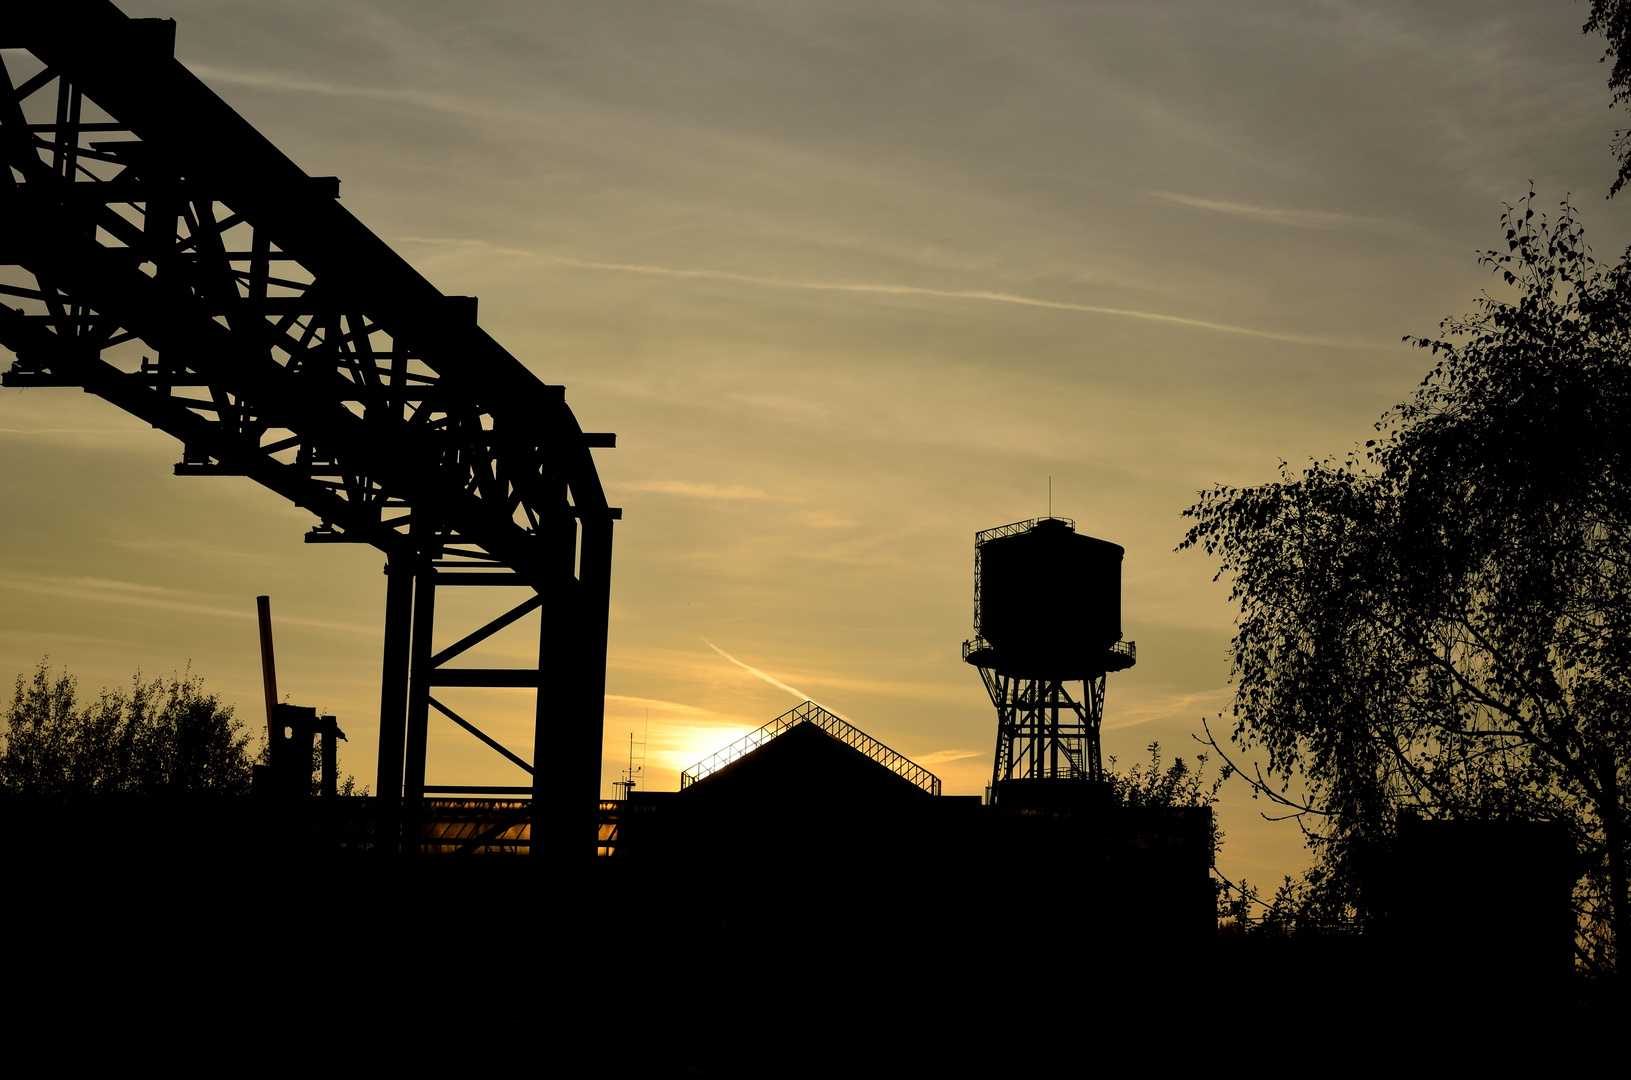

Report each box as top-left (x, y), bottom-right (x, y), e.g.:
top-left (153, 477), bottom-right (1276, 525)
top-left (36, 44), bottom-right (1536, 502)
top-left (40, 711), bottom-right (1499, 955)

top-left (0, 3), bottom-right (617, 856)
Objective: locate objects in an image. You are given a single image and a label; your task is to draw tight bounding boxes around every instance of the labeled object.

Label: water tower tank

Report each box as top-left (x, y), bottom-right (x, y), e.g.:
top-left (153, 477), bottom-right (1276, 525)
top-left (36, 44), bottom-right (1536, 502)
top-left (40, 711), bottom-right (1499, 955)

top-left (976, 518), bottom-right (1123, 679)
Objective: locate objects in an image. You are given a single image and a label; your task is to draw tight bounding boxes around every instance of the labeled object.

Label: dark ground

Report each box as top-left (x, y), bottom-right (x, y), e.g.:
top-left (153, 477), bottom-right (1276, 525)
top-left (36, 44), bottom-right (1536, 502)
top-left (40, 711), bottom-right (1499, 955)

top-left (4, 850), bottom-right (1617, 1077)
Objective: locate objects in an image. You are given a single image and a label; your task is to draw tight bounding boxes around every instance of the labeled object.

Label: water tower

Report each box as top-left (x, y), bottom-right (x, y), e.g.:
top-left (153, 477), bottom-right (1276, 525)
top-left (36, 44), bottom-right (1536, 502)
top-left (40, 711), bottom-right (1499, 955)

top-left (962, 517), bottom-right (1136, 803)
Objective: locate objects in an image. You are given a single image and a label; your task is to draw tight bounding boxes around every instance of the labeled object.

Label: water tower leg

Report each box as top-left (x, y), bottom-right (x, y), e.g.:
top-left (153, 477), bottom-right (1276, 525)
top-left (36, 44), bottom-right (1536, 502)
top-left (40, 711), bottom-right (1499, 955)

top-left (983, 673), bottom-right (1106, 789)
top-left (1084, 674), bottom-right (1105, 783)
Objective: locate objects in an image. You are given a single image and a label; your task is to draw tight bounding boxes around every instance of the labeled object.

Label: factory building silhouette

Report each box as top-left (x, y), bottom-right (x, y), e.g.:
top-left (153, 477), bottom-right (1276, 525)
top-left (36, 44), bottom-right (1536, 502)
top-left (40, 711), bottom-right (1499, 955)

top-left (600, 517), bottom-right (1215, 968)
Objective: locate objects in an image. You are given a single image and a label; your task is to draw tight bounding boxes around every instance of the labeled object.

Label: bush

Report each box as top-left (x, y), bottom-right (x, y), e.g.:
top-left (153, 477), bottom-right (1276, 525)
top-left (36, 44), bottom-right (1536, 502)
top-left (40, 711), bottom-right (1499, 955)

top-left (0, 659), bottom-right (256, 796)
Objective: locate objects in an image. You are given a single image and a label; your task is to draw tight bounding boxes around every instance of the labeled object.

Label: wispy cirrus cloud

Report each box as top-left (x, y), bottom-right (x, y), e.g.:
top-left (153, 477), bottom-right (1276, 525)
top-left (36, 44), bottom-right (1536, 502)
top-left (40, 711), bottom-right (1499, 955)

top-left (186, 64), bottom-right (478, 116)
top-left (628, 480), bottom-right (779, 500)
top-left (400, 237), bottom-right (1366, 348)
top-left (0, 427), bottom-right (148, 436)
top-left (1151, 191), bottom-right (1401, 233)
top-left (1102, 687), bottom-right (1234, 732)
top-left (915, 748), bottom-right (982, 767)
top-left (0, 573), bottom-right (377, 635)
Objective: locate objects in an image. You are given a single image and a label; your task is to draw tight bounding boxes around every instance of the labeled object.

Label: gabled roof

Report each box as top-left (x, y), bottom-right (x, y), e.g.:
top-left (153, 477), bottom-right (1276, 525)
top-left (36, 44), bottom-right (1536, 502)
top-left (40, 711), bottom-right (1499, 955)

top-left (679, 701), bottom-right (940, 800)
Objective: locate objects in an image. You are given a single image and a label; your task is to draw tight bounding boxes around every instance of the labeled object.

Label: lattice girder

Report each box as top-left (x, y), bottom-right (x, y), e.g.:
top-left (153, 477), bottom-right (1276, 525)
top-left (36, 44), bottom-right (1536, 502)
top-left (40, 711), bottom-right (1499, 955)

top-left (0, 7), bottom-right (616, 579)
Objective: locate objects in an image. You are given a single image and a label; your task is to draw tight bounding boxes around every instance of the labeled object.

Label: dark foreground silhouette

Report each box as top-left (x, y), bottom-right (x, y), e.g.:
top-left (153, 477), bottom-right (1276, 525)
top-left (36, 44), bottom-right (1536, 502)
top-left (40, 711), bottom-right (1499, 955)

top-left (2, 775), bottom-right (1609, 1076)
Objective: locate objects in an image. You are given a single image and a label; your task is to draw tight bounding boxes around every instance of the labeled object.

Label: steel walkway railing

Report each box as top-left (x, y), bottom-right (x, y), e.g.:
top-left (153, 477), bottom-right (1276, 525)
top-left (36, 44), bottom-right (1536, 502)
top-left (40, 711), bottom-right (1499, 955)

top-left (680, 700), bottom-right (941, 796)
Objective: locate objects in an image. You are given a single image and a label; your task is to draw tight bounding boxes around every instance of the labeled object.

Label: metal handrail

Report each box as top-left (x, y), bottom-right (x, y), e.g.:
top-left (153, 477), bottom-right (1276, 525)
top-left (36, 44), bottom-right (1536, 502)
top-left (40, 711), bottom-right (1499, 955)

top-left (963, 637), bottom-right (1136, 665)
top-left (972, 518), bottom-right (1074, 637)
top-left (974, 517), bottom-right (1074, 546)
top-left (680, 700), bottom-right (942, 796)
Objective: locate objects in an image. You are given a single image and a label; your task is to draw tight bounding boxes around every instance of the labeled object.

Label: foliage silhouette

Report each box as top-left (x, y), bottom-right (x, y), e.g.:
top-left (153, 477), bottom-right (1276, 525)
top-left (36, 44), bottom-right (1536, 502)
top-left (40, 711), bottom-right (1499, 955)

top-left (1181, 195), bottom-right (1631, 971)
top-left (1586, 0), bottom-right (1631, 196)
top-left (1105, 740), bottom-right (1224, 813)
top-left (1, 659), bottom-right (256, 795)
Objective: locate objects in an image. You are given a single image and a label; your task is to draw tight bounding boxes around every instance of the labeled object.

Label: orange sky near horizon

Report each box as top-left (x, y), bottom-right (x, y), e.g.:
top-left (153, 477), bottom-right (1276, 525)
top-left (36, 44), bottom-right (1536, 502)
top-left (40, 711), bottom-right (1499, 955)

top-left (2, 0), bottom-right (1627, 896)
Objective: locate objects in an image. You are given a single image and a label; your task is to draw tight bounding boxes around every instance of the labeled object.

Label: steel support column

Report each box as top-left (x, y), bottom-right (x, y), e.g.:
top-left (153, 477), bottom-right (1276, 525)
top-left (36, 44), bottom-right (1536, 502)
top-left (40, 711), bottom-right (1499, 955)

top-left (402, 566), bottom-right (438, 854)
top-left (375, 559), bottom-right (415, 853)
top-left (568, 514), bottom-right (615, 858)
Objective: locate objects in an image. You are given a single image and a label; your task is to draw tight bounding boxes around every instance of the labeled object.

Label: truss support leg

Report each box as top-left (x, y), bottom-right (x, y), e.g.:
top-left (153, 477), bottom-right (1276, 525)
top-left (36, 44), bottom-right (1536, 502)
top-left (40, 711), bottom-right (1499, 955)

top-left (375, 558), bottom-right (414, 854)
top-left (530, 515), bottom-right (613, 861)
top-left (531, 580), bottom-right (566, 855)
top-left (531, 515), bottom-right (575, 862)
top-left (576, 516), bottom-right (614, 854)
top-left (403, 567), bottom-right (438, 856)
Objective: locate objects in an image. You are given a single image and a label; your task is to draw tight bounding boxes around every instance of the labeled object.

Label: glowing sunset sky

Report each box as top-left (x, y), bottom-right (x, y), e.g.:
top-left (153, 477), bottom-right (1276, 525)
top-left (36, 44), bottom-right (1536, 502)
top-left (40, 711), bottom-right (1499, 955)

top-left (2, 1), bottom-right (1625, 890)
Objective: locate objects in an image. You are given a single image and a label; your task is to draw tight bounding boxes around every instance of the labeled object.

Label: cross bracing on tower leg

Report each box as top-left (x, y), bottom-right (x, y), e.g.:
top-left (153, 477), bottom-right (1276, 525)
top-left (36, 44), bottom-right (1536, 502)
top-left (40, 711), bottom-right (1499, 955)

top-left (980, 673), bottom-right (1104, 787)
top-left (0, 3), bottom-right (618, 856)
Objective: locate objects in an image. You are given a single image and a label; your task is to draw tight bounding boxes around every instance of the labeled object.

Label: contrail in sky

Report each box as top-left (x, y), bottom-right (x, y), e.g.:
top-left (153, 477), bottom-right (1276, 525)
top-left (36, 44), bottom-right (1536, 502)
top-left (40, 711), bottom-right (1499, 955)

top-left (536, 253), bottom-right (1351, 347)
top-left (398, 238), bottom-right (1365, 348)
top-left (0, 428), bottom-right (146, 435)
top-left (1151, 191), bottom-right (1401, 233)
top-left (703, 639), bottom-right (816, 706)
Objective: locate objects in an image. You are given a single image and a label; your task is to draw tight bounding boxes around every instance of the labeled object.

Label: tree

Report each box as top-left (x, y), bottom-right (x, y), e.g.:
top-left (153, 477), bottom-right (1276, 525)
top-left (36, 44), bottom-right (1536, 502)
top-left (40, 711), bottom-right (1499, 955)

top-left (1180, 195), bottom-right (1631, 972)
top-left (0, 659), bottom-right (257, 795)
top-left (1585, 0), bottom-right (1631, 195)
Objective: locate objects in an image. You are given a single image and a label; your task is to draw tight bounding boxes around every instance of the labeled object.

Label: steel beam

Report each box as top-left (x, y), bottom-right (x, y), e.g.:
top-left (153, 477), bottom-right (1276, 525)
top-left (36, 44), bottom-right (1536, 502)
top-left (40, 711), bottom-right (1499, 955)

top-left (375, 559), bottom-right (415, 852)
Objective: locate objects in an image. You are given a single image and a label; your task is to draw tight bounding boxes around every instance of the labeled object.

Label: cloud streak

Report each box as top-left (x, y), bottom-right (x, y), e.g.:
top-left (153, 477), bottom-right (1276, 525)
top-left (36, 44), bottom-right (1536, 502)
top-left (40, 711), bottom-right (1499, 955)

top-left (703, 639), bottom-right (819, 707)
top-left (915, 748), bottom-right (982, 767)
top-left (0, 428), bottom-right (149, 436)
top-left (1102, 687), bottom-right (1234, 731)
top-left (628, 480), bottom-right (778, 500)
top-left (400, 238), bottom-right (1367, 348)
top-left (1151, 191), bottom-right (1401, 233)
top-left (0, 574), bottom-right (378, 636)
top-left (544, 253), bottom-right (1360, 347)
top-left (186, 64), bottom-right (479, 117)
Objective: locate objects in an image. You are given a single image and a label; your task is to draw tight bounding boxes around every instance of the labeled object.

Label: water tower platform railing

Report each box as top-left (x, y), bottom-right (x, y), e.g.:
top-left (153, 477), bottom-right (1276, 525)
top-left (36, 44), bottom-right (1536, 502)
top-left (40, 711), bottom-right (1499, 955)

top-left (961, 638), bottom-right (1135, 668)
